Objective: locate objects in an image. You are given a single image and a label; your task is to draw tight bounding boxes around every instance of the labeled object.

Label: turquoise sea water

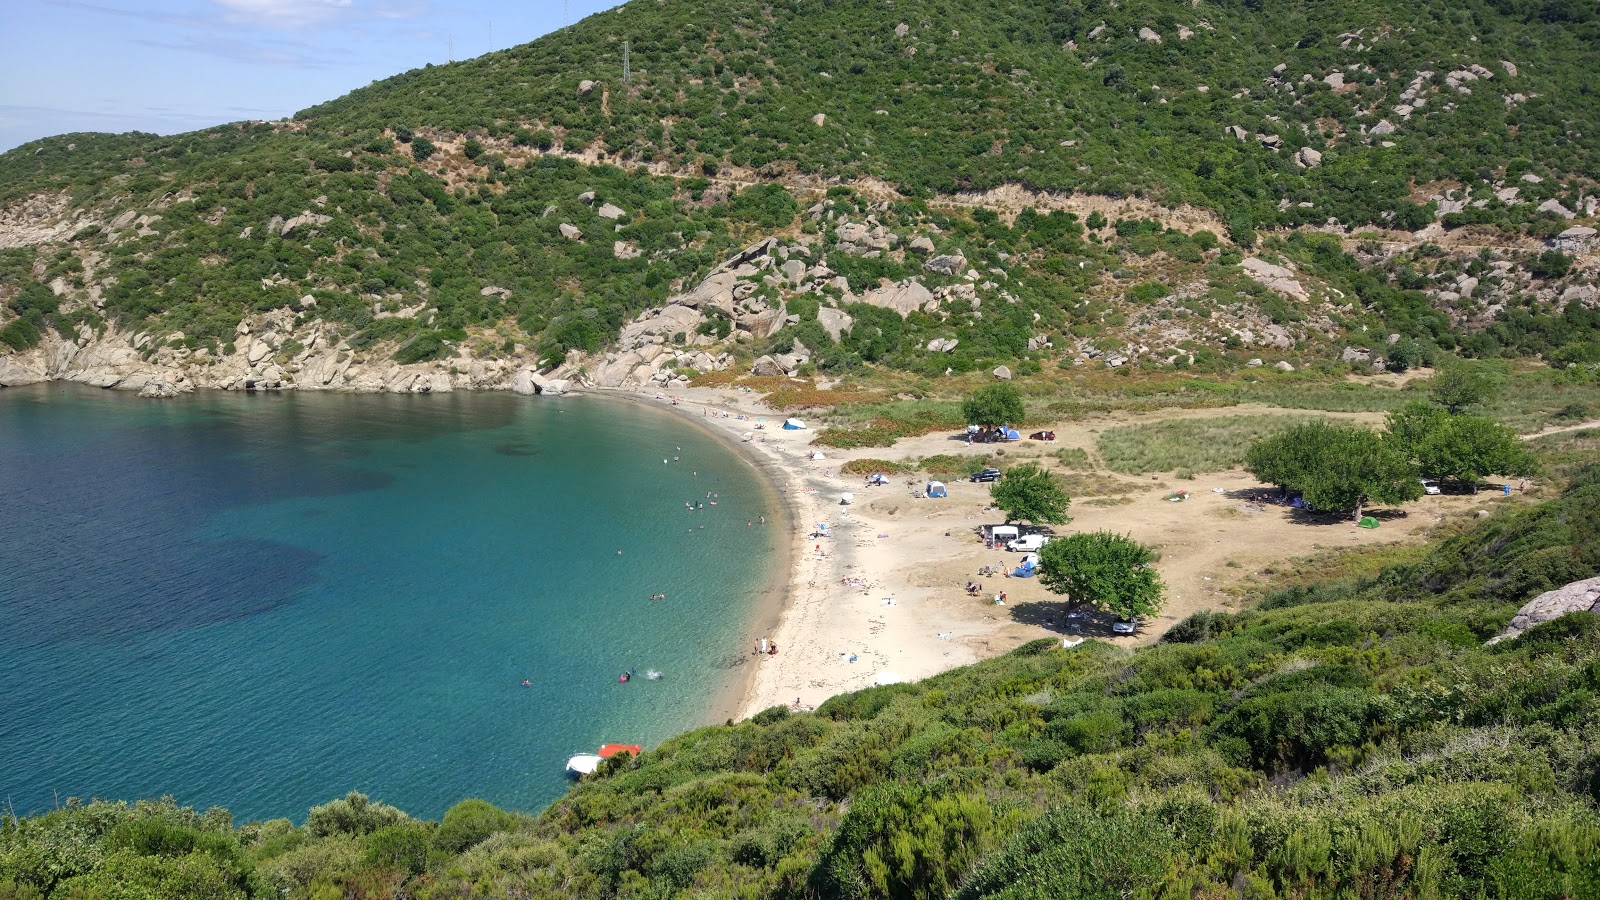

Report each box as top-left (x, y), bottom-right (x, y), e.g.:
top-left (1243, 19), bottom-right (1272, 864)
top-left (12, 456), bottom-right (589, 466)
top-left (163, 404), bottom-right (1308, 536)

top-left (0, 383), bottom-right (780, 822)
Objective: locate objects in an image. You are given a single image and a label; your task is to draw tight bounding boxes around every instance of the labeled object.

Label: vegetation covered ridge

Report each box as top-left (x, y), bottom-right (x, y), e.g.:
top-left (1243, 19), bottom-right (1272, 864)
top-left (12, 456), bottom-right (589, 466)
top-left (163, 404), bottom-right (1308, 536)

top-left (1, 0), bottom-right (1598, 390)
top-left (4, 466), bottom-right (1599, 899)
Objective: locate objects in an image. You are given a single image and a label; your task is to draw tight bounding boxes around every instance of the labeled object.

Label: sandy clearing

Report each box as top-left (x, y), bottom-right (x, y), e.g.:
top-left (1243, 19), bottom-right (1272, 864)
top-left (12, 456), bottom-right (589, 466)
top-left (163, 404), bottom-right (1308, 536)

top-left (630, 386), bottom-right (1518, 718)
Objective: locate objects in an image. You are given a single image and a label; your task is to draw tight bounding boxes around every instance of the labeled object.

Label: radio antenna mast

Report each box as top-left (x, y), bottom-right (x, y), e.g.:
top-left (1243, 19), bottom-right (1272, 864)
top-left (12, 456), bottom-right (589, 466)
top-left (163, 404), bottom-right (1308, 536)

top-left (623, 39), bottom-right (630, 83)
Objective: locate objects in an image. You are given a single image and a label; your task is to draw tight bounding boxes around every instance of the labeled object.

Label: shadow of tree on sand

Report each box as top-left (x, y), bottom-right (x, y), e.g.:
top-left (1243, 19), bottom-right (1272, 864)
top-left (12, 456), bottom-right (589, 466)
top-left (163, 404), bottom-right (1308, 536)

top-left (1007, 600), bottom-right (1142, 639)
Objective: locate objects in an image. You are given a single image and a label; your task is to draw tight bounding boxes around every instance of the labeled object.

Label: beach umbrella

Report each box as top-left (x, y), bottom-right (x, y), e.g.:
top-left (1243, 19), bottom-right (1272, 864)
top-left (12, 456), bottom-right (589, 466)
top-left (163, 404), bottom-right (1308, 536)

top-left (840, 492), bottom-right (854, 504)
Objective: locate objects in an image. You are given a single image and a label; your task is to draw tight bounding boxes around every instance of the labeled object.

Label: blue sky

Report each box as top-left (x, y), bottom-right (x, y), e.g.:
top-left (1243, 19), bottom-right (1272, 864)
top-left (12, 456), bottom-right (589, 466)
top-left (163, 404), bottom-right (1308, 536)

top-left (0, 0), bottom-right (619, 152)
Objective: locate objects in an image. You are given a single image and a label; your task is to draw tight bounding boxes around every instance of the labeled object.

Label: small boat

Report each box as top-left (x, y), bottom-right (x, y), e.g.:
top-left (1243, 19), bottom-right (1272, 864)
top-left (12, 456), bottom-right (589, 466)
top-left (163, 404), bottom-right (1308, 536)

top-left (598, 743), bottom-right (643, 759)
top-left (565, 754), bottom-right (603, 777)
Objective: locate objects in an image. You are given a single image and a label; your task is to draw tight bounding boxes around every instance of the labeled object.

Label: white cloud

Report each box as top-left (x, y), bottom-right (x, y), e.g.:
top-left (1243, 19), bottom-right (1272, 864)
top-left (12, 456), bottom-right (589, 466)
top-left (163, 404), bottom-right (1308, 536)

top-left (211, 0), bottom-right (355, 28)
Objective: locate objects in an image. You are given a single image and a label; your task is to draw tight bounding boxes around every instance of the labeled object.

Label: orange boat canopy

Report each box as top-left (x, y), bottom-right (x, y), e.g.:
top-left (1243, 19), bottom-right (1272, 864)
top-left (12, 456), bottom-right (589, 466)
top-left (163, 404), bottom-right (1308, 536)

top-left (597, 743), bottom-right (643, 759)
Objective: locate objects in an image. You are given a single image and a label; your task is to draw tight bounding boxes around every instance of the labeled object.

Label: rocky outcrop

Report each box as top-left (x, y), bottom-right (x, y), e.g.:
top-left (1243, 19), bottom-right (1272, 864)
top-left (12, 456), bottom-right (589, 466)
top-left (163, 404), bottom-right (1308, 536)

top-left (1549, 226), bottom-right (1596, 253)
top-left (860, 280), bottom-right (934, 316)
top-left (1239, 257), bottom-right (1310, 302)
top-left (924, 253), bottom-right (966, 276)
top-left (617, 304), bottom-right (705, 349)
top-left (1489, 576), bottom-right (1600, 644)
top-left (817, 306), bottom-right (854, 341)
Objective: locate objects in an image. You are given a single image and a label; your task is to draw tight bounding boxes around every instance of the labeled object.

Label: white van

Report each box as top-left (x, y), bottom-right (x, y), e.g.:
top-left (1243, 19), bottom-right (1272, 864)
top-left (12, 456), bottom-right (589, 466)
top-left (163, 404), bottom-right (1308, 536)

top-left (1007, 534), bottom-right (1050, 552)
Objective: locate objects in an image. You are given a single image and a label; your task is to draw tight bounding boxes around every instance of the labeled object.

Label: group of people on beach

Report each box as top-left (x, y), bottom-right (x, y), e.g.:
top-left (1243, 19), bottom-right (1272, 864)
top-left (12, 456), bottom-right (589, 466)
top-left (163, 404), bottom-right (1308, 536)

top-left (753, 636), bottom-right (778, 656)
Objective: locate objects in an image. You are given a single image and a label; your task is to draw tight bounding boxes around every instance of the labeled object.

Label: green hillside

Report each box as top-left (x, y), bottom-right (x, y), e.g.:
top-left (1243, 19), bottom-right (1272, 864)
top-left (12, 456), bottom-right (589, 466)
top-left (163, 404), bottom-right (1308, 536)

top-left (1, 0), bottom-right (1598, 380)
top-left (4, 466), bottom-right (1599, 899)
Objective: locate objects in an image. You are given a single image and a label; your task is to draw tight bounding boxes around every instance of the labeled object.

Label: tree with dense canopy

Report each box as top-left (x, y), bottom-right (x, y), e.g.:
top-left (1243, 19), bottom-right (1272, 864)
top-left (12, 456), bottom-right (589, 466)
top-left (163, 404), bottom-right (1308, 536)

top-left (1428, 362), bottom-right (1499, 413)
top-left (1245, 421), bottom-right (1423, 519)
top-left (989, 463), bottom-right (1071, 525)
top-left (1385, 402), bottom-right (1536, 487)
top-left (1038, 531), bottom-right (1165, 621)
top-left (962, 384), bottom-right (1025, 430)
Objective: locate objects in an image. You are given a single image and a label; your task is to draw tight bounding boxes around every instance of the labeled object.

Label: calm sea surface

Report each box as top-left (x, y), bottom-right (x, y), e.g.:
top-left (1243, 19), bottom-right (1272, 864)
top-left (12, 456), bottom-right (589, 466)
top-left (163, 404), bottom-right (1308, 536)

top-left (0, 383), bottom-right (779, 822)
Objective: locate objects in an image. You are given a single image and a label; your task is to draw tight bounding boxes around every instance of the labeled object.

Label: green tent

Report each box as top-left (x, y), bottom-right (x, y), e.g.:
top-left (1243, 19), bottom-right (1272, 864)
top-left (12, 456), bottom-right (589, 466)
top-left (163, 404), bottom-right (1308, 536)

top-left (1358, 516), bottom-right (1380, 529)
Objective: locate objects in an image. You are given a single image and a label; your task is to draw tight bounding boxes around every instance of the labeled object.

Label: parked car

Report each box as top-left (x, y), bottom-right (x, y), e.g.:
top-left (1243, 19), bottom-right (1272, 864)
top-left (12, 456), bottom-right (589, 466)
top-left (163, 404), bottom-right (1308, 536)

top-left (970, 467), bottom-right (1002, 483)
top-left (1007, 534), bottom-right (1050, 552)
top-left (1111, 618), bottom-right (1140, 635)
top-left (1420, 479), bottom-right (1441, 495)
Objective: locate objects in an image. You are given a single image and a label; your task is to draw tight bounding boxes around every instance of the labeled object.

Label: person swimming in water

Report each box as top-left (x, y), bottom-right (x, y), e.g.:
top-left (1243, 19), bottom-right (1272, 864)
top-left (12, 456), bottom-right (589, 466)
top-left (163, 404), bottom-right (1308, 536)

top-left (521, 678), bottom-right (531, 687)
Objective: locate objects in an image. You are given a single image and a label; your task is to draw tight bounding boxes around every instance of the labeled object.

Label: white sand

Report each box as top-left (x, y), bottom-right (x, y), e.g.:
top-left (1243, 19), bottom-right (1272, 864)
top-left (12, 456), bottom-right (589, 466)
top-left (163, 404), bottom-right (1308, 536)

top-left (625, 387), bottom-right (1475, 720)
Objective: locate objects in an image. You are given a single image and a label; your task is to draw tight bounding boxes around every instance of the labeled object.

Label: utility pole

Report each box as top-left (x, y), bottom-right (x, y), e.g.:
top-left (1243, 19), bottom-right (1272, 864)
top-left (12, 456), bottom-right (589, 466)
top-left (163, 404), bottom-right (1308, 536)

top-left (447, 32), bottom-right (453, 63)
top-left (623, 39), bottom-right (631, 83)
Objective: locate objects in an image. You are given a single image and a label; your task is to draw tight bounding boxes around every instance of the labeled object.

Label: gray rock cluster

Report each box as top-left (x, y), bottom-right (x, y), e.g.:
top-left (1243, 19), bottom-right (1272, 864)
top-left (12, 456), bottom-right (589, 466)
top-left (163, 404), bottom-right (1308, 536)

top-left (1488, 575), bottom-right (1600, 645)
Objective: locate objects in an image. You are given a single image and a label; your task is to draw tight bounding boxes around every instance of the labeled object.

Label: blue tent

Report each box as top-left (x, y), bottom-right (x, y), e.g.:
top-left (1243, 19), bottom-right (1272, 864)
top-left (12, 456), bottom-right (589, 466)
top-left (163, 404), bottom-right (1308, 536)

top-left (926, 481), bottom-right (948, 498)
top-left (1001, 427), bottom-right (1021, 441)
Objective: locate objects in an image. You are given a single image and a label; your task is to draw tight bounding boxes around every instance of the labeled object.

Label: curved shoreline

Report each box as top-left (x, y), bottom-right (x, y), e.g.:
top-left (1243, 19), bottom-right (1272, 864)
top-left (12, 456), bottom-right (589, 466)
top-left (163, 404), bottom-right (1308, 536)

top-left (587, 387), bottom-right (798, 725)
top-left (597, 385), bottom-right (993, 720)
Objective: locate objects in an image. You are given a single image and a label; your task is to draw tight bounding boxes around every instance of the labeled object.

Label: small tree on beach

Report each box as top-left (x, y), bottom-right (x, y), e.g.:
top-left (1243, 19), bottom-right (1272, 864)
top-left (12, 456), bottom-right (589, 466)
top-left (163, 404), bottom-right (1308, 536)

top-left (990, 463), bottom-right (1071, 525)
top-left (1039, 532), bottom-right (1164, 621)
top-left (962, 383), bottom-right (1025, 429)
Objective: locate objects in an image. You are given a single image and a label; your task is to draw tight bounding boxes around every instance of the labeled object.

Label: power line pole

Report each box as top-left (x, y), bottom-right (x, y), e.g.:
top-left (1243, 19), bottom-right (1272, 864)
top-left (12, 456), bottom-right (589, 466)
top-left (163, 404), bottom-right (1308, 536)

top-left (447, 32), bottom-right (453, 63)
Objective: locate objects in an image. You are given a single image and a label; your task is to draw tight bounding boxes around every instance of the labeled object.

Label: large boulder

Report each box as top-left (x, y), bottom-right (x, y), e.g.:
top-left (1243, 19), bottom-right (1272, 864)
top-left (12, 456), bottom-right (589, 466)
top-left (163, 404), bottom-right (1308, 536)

top-left (559, 223), bottom-right (583, 241)
top-left (617, 304), bottom-right (704, 348)
top-left (750, 355), bottom-right (785, 377)
top-left (1239, 257), bottom-right (1309, 302)
top-left (861, 280), bottom-right (934, 316)
top-left (1549, 226), bottom-right (1597, 253)
top-left (924, 253), bottom-right (966, 276)
top-left (1489, 575), bottom-right (1600, 644)
top-left (993, 365), bottom-right (1012, 380)
top-left (597, 202), bottom-right (627, 220)
top-left (1295, 147), bottom-right (1323, 169)
top-left (675, 272), bottom-right (739, 314)
top-left (817, 306), bottom-right (854, 341)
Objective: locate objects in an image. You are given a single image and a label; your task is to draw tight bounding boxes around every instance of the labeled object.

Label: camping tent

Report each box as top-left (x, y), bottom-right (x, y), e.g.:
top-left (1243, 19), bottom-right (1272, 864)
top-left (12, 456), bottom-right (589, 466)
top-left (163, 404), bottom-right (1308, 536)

top-left (810, 451), bottom-right (827, 461)
top-left (783, 418), bottom-right (807, 430)
top-left (867, 473), bottom-right (889, 486)
top-left (926, 481), bottom-right (948, 498)
top-left (1012, 559), bottom-right (1037, 578)
top-left (1358, 516), bottom-right (1380, 529)
top-left (1001, 427), bottom-right (1021, 441)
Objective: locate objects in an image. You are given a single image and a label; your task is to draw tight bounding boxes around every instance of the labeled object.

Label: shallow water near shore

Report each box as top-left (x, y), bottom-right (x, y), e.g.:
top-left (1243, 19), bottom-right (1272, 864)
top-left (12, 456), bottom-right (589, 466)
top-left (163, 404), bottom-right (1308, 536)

top-left (0, 383), bottom-right (780, 822)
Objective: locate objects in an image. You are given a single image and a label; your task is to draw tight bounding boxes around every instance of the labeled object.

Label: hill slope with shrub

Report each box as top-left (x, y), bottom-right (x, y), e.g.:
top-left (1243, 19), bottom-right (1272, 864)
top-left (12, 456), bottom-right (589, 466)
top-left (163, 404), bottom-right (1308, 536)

top-left (1, 0), bottom-right (1598, 389)
top-left (5, 468), bottom-right (1598, 898)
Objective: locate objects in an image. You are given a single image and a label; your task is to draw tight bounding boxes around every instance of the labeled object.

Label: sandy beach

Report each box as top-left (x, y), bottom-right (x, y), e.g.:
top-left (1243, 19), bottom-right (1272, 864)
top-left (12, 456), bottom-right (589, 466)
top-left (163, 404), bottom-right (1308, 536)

top-left (620, 387), bottom-right (1478, 721)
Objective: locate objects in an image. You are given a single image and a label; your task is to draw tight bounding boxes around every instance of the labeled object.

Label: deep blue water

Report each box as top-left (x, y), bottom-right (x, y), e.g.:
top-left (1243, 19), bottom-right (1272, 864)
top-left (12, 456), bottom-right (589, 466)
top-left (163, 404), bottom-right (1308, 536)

top-left (0, 384), bottom-right (779, 822)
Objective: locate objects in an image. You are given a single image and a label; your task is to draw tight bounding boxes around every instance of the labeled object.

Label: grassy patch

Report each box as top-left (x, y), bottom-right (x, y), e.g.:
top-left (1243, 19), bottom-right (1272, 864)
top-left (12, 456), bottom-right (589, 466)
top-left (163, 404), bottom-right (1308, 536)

top-left (1096, 415), bottom-right (1324, 475)
top-left (917, 453), bottom-right (996, 478)
top-left (839, 458), bottom-right (913, 476)
top-left (811, 399), bottom-right (965, 448)
top-left (1526, 427), bottom-right (1600, 487)
top-left (1082, 496), bottom-right (1135, 507)
top-left (1053, 447), bottom-right (1093, 469)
